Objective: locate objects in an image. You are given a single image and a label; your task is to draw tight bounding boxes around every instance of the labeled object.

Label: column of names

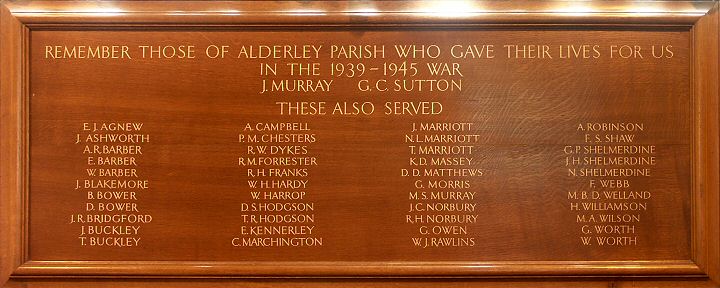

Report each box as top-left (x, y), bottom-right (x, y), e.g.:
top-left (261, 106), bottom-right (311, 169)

top-left (565, 122), bottom-right (655, 247)
top-left (70, 122), bottom-right (152, 247)
top-left (402, 122), bottom-right (484, 248)
top-left (234, 122), bottom-right (324, 247)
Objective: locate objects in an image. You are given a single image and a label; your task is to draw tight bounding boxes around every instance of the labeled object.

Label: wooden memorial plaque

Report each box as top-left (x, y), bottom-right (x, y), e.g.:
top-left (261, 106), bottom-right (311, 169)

top-left (1, 1), bottom-right (719, 287)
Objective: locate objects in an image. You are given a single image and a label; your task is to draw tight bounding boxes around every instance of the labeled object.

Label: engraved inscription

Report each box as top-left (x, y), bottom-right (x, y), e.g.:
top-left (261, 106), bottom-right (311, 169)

top-left (566, 123), bottom-right (654, 247)
top-left (403, 122), bottom-right (483, 248)
top-left (69, 122), bottom-right (153, 248)
top-left (233, 122), bottom-right (323, 247)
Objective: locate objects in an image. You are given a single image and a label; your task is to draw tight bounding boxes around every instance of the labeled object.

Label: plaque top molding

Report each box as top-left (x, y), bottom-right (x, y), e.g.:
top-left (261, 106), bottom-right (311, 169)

top-left (3, 0), bottom-right (717, 26)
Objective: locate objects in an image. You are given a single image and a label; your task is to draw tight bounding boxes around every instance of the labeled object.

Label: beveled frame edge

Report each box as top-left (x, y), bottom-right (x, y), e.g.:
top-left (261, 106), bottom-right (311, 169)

top-left (692, 1), bottom-right (720, 284)
top-left (0, 1), bottom-right (25, 287)
top-left (8, 260), bottom-right (706, 278)
top-left (1, 0), bottom-right (717, 26)
top-left (0, 0), bottom-right (718, 285)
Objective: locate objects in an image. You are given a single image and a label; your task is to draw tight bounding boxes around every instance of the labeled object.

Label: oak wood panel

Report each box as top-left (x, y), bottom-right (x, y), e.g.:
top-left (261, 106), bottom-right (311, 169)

top-left (28, 28), bottom-right (692, 258)
top-left (1, 1), bottom-right (719, 288)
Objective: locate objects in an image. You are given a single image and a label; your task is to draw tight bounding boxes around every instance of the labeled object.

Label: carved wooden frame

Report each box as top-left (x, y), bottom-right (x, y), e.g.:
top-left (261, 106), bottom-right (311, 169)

top-left (1, 1), bottom-right (718, 287)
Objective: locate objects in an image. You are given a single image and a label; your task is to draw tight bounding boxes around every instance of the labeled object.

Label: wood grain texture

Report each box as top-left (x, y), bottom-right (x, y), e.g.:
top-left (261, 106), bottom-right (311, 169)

top-left (5, 278), bottom-right (720, 288)
top-left (1, 1), bottom-right (719, 288)
top-left (692, 1), bottom-right (720, 283)
top-left (3, 1), bottom-right (717, 26)
top-left (24, 28), bottom-right (694, 267)
top-left (0, 2), bottom-right (24, 288)
top-left (11, 260), bottom-right (704, 277)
